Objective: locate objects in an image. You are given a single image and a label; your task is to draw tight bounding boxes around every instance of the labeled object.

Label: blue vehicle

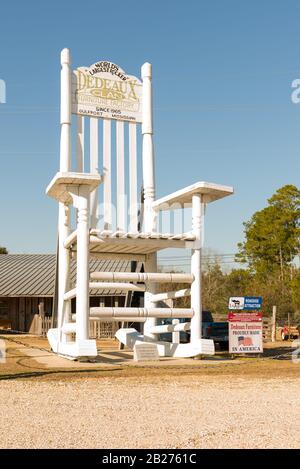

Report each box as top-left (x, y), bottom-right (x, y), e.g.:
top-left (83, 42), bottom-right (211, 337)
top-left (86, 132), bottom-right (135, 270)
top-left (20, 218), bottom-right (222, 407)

top-left (157, 311), bottom-right (229, 350)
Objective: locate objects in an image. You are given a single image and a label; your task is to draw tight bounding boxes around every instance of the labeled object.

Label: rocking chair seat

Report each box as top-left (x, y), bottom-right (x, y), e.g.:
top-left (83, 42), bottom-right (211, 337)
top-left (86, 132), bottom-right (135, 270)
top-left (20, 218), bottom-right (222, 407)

top-left (65, 229), bottom-right (196, 256)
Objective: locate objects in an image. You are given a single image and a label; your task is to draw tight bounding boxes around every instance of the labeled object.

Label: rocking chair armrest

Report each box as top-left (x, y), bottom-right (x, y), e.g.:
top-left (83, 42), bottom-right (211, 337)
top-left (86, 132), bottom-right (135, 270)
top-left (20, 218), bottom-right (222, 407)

top-left (46, 171), bottom-right (103, 204)
top-left (152, 181), bottom-right (234, 212)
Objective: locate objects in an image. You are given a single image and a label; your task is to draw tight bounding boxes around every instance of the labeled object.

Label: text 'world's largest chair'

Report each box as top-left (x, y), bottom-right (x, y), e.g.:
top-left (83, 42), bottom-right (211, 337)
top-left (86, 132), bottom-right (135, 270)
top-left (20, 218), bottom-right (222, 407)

top-left (46, 49), bottom-right (233, 359)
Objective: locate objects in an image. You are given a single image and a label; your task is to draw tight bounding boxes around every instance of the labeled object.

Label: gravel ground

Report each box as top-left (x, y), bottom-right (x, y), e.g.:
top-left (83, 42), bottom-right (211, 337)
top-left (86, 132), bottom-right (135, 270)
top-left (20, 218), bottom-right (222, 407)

top-left (1, 375), bottom-right (300, 449)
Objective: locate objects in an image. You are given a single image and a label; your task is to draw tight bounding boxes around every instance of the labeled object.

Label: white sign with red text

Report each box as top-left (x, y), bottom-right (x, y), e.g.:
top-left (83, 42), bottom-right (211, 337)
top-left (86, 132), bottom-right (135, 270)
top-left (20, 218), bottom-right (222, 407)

top-left (228, 312), bottom-right (263, 354)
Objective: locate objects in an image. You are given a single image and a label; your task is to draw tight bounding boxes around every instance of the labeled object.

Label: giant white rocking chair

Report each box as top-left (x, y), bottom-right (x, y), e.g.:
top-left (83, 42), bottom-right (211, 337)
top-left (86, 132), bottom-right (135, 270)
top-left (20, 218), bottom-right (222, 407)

top-left (46, 49), bottom-right (233, 359)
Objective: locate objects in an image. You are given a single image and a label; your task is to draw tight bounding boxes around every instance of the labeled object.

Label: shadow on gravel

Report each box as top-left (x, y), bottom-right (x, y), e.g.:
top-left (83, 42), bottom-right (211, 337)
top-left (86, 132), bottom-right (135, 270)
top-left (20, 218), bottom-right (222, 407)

top-left (0, 367), bottom-right (122, 381)
top-left (263, 346), bottom-right (293, 360)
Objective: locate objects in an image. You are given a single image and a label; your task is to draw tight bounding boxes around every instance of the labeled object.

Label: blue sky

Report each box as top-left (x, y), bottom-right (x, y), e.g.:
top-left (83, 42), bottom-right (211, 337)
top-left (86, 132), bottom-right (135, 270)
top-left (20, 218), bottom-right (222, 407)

top-left (0, 0), bottom-right (300, 266)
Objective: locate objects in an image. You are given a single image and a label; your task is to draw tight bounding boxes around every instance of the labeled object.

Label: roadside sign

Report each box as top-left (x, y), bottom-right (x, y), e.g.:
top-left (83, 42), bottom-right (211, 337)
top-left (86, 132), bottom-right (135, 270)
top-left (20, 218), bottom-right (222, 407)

top-left (228, 296), bottom-right (262, 310)
top-left (228, 312), bottom-right (263, 354)
top-left (228, 297), bottom-right (245, 310)
top-left (228, 312), bottom-right (262, 322)
top-left (244, 297), bottom-right (262, 310)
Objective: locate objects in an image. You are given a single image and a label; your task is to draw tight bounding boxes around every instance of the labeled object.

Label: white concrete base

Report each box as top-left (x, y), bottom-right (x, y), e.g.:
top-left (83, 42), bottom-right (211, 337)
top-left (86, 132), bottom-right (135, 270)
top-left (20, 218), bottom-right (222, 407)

top-left (47, 328), bottom-right (97, 359)
top-left (133, 342), bottom-right (159, 361)
top-left (115, 328), bottom-right (215, 358)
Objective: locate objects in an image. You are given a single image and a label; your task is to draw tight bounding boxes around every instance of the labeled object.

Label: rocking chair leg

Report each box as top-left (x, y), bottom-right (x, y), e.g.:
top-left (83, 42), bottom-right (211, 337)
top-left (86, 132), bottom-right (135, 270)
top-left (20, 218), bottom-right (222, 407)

top-left (190, 194), bottom-right (203, 344)
top-left (68, 185), bottom-right (91, 342)
top-left (119, 321), bottom-right (125, 350)
top-left (143, 253), bottom-right (157, 340)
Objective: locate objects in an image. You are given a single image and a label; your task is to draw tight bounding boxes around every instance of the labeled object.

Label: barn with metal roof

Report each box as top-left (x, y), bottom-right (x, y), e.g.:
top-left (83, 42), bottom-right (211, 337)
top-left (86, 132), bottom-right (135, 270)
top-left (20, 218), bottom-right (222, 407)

top-left (0, 254), bottom-right (142, 333)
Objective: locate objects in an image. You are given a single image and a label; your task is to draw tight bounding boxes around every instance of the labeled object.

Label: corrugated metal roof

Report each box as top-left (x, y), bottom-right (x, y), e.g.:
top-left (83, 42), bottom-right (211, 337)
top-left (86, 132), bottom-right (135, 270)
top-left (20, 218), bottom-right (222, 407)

top-left (0, 254), bottom-right (135, 297)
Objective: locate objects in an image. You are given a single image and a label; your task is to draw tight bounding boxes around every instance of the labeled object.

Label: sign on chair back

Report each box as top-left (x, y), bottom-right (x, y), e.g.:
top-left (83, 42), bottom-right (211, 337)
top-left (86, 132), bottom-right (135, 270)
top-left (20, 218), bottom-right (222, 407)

top-left (46, 48), bottom-right (234, 359)
top-left (72, 59), bottom-right (144, 233)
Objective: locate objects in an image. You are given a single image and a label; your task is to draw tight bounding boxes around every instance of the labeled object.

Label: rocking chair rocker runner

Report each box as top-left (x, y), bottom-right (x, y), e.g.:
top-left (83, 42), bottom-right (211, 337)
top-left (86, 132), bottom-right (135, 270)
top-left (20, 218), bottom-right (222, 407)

top-left (46, 48), bottom-right (233, 359)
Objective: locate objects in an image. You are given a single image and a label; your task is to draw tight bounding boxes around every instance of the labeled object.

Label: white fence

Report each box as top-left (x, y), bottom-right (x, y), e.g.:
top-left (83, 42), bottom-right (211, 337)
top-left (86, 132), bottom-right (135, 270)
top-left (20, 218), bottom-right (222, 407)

top-left (30, 314), bottom-right (118, 339)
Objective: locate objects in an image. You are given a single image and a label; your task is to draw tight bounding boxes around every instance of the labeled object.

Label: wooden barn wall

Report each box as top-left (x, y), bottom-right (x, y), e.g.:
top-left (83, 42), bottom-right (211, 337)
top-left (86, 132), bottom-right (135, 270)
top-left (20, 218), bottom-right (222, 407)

top-left (0, 297), bottom-right (53, 332)
top-left (0, 296), bottom-right (127, 332)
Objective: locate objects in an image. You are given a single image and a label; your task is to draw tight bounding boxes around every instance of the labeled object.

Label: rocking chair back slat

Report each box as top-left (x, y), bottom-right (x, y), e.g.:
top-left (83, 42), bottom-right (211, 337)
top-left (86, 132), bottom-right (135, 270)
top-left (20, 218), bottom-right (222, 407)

top-left (129, 122), bottom-right (138, 232)
top-left (76, 115), bottom-right (84, 172)
top-left (90, 117), bottom-right (99, 228)
top-left (103, 118), bottom-right (112, 230)
top-left (116, 120), bottom-right (125, 231)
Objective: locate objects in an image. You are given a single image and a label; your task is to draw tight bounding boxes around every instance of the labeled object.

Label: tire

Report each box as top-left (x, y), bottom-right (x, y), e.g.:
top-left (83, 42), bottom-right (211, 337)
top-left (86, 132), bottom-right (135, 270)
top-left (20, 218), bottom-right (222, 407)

top-left (281, 331), bottom-right (288, 341)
